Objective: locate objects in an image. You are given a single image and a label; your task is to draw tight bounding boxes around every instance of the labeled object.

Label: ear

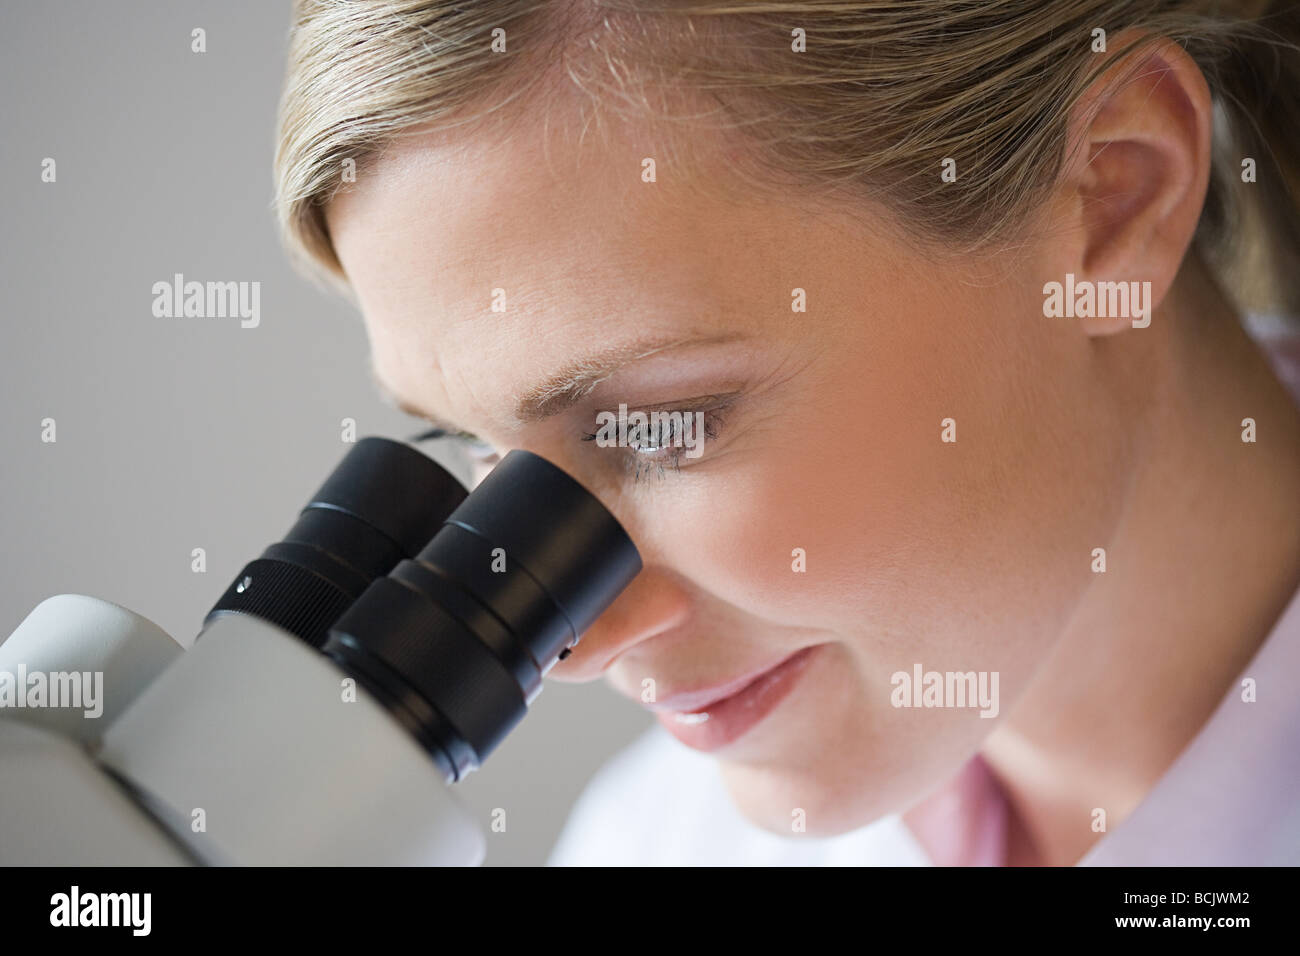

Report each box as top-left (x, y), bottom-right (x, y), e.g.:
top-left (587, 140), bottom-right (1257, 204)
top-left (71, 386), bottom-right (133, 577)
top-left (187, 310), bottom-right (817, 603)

top-left (1050, 35), bottom-right (1213, 336)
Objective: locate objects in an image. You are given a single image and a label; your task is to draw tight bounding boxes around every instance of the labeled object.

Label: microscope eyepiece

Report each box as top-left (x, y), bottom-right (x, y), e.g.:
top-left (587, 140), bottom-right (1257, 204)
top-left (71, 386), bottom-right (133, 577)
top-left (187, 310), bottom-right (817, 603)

top-left (323, 449), bottom-right (642, 781)
top-left (204, 438), bottom-right (640, 782)
top-left (205, 437), bottom-right (468, 647)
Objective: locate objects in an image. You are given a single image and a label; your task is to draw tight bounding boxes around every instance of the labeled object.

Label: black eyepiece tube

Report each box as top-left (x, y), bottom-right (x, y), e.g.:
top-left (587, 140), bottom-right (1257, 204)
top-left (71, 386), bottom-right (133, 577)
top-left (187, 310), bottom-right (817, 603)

top-left (323, 449), bottom-right (642, 781)
top-left (205, 437), bottom-right (469, 647)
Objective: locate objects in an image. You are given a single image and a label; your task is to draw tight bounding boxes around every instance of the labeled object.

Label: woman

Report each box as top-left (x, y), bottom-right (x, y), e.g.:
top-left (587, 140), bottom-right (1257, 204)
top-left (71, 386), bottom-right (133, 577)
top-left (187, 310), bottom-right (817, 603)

top-left (273, 0), bottom-right (1300, 865)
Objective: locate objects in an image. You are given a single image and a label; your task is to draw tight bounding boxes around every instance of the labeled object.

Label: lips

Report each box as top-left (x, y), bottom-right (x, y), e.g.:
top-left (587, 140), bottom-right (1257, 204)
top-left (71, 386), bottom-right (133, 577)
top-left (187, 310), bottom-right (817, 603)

top-left (651, 645), bottom-right (821, 752)
top-left (645, 650), bottom-right (807, 714)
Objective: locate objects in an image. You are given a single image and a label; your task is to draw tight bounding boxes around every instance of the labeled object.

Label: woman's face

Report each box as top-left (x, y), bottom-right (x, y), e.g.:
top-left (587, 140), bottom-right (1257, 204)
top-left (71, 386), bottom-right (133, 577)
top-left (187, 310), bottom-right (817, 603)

top-left (327, 113), bottom-right (1130, 836)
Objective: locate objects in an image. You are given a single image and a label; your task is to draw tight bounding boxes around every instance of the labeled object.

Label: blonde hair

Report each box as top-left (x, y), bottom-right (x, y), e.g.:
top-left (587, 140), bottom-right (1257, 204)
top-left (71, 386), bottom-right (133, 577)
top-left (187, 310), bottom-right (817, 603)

top-left (274, 0), bottom-right (1300, 316)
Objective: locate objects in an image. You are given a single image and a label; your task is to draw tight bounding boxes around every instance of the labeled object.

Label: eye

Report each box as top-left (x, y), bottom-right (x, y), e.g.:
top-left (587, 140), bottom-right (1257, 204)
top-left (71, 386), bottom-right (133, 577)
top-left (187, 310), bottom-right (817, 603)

top-left (581, 403), bottom-right (729, 482)
top-left (412, 427), bottom-right (501, 468)
top-left (452, 431), bottom-right (501, 467)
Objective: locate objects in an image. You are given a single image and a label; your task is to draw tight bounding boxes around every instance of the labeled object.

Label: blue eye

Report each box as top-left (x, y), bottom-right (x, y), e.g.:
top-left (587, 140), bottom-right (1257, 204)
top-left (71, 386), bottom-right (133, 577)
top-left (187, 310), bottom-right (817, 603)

top-left (581, 406), bottom-right (727, 482)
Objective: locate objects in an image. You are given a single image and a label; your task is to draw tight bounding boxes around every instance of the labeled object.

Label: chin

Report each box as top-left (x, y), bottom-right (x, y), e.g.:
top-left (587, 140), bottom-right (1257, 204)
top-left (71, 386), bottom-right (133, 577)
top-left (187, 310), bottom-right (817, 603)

top-left (706, 640), bottom-right (938, 837)
top-left (718, 747), bottom-right (897, 839)
top-left (704, 645), bottom-right (889, 837)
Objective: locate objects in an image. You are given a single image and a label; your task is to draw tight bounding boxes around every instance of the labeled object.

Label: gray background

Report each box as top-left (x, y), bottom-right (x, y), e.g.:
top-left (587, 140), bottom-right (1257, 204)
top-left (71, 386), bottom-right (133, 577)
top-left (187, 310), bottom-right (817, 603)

top-left (0, 0), bottom-right (652, 865)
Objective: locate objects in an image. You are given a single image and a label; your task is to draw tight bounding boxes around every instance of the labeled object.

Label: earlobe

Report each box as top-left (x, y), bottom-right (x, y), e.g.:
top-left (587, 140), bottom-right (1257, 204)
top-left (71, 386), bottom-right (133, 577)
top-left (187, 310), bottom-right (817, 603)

top-left (1057, 35), bottom-right (1213, 336)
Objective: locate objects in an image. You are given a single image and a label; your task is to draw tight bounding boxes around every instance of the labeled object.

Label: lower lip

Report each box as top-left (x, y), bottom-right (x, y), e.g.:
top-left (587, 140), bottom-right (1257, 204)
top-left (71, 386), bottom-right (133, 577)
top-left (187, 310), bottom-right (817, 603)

top-left (655, 646), bottom-right (820, 753)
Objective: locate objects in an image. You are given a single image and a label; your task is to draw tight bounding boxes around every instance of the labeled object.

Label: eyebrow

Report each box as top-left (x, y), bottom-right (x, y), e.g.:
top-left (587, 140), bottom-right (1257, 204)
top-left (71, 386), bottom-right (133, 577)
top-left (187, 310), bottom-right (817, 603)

top-left (513, 333), bottom-right (747, 422)
top-left (371, 332), bottom-right (747, 431)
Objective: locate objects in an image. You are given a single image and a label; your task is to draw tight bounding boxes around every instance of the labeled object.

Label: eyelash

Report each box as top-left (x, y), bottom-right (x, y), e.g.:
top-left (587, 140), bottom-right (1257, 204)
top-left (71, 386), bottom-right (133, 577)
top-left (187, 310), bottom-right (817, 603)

top-left (429, 405), bottom-right (730, 483)
top-left (456, 433), bottom-right (501, 465)
top-left (420, 429), bottom-right (501, 466)
top-left (581, 407), bottom-right (727, 483)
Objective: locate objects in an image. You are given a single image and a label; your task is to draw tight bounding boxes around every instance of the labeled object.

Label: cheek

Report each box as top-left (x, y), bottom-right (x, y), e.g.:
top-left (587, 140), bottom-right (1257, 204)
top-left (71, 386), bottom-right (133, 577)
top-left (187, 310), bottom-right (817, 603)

top-left (642, 357), bottom-right (1002, 641)
top-left (645, 302), bottom-right (1097, 702)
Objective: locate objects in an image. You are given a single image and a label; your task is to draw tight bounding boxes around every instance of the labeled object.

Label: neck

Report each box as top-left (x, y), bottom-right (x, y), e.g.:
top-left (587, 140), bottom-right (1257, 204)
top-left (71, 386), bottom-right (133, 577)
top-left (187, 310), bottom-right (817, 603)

top-left (980, 254), bottom-right (1300, 866)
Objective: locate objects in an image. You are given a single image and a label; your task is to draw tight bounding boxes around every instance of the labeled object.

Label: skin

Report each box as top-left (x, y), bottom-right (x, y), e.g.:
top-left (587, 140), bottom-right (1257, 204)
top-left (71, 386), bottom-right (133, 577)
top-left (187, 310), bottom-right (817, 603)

top-left (326, 38), bottom-right (1300, 864)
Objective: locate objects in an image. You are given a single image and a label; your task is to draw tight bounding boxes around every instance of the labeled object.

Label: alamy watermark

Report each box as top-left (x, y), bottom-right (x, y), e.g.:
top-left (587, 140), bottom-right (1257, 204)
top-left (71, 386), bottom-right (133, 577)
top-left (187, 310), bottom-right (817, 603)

top-left (0, 666), bottom-right (103, 718)
top-left (890, 663), bottom-right (999, 718)
top-left (1043, 273), bottom-right (1151, 328)
top-left (152, 273), bottom-right (260, 328)
top-left (590, 403), bottom-right (707, 458)
top-left (50, 886), bottom-right (150, 936)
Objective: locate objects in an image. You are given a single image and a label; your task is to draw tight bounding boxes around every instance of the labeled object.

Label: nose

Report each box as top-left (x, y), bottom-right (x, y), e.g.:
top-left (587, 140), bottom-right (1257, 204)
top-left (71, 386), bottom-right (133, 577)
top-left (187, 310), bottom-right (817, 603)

top-left (548, 566), bottom-right (691, 682)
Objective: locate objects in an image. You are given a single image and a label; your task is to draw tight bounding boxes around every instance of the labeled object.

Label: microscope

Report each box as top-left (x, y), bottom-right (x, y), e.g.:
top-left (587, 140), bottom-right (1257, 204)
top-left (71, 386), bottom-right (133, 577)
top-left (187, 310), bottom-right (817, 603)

top-left (0, 437), bottom-right (641, 865)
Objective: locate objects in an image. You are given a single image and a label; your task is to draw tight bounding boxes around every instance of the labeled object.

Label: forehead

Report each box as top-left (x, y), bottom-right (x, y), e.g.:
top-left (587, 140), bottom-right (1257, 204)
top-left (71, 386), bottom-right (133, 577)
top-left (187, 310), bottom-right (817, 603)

top-left (325, 114), bottom-right (883, 425)
top-left (330, 117), bottom-right (765, 308)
